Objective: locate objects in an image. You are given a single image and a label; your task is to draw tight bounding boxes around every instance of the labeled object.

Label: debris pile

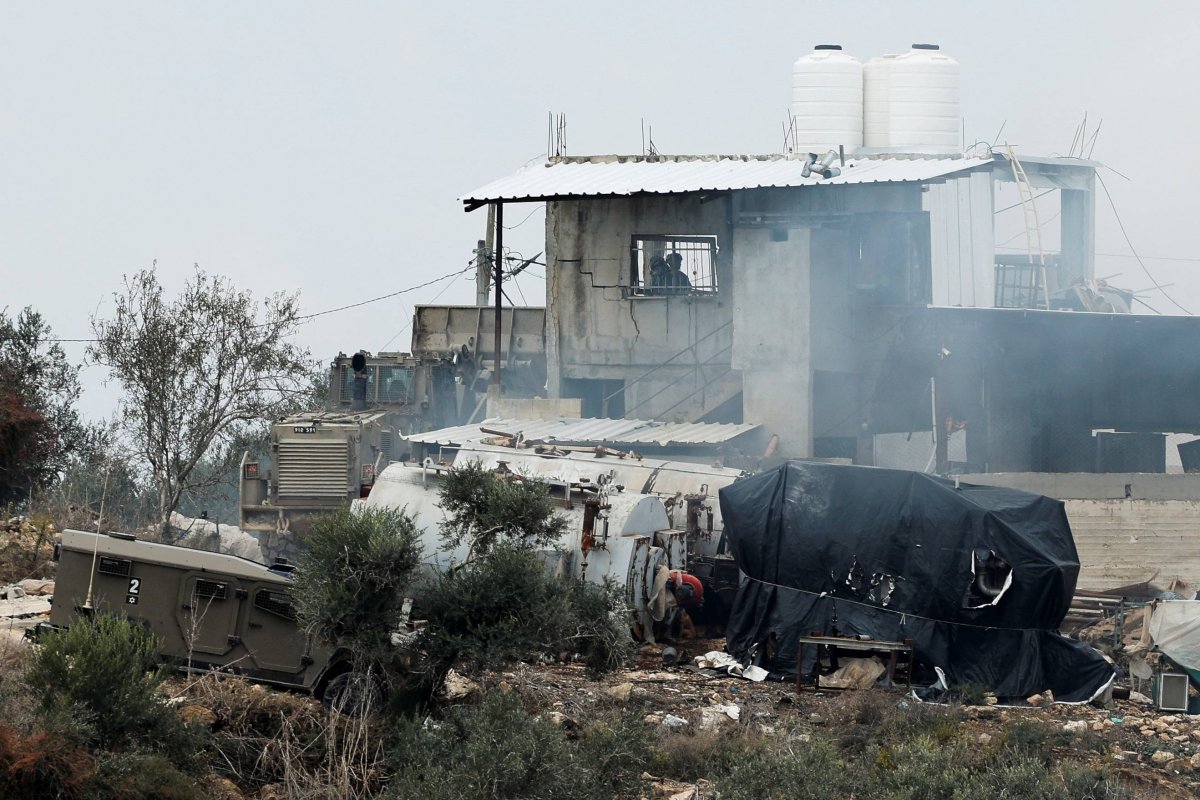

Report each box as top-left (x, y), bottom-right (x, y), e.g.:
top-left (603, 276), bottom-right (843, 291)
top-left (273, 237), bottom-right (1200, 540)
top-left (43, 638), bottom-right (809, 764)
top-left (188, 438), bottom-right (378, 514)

top-left (0, 515), bottom-right (57, 584)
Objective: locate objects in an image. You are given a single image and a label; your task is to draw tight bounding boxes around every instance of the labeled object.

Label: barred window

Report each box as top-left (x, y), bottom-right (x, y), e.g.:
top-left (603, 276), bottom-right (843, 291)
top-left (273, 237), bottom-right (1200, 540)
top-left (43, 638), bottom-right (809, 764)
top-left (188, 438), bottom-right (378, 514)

top-left (254, 589), bottom-right (296, 620)
top-left (630, 235), bottom-right (718, 297)
top-left (194, 580), bottom-right (227, 601)
top-left (98, 557), bottom-right (132, 577)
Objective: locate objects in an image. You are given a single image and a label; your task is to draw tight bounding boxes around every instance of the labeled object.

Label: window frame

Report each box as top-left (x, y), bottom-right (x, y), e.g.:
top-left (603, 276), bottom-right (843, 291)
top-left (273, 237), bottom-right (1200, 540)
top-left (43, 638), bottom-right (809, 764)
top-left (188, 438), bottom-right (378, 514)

top-left (628, 234), bottom-right (720, 298)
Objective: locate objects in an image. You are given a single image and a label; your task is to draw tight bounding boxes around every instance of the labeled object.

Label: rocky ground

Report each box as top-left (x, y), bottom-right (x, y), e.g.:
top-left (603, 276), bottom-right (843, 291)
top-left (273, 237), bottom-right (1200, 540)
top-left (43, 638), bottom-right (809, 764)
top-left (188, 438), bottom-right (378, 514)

top-left (0, 515), bottom-right (57, 585)
top-left (146, 636), bottom-right (1200, 800)
top-left (5, 516), bottom-right (1200, 799)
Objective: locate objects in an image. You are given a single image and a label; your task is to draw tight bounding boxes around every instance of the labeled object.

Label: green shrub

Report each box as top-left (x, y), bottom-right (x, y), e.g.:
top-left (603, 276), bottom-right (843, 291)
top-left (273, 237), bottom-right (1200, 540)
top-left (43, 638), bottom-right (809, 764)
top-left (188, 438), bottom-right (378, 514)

top-left (709, 703), bottom-right (1137, 800)
top-left (293, 506), bottom-right (424, 667)
top-left (417, 542), bottom-right (633, 679)
top-left (950, 681), bottom-right (991, 706)
top-left (87, 752), bottom-right (203, 800)
top-left (825, 691), bottom-right (960, 755)
top-left (23, 614), bottom-right (203, 764)
top-left (717, 740), bottom-right (850, 800)
top-left (386, 689), bottom-right (649, 800)
top-left (651, 728), bottom-right (767, 782)
top-left (1057, 763), bottom-right (1133, 800)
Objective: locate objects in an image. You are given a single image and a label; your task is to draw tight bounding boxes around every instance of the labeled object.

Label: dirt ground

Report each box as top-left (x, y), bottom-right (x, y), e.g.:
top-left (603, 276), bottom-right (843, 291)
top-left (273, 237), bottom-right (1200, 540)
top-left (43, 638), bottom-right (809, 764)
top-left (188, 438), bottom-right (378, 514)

top-left (451, 637), bottom-right (1200, 800)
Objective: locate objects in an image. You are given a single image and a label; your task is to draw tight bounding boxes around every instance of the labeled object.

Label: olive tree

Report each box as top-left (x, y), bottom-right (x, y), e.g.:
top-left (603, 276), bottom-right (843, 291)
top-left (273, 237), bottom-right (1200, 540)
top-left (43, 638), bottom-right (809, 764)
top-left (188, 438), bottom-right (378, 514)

top-left (437, 459), bottom-right (568, 568)
top-left (89, 267), bottom-right (313, 529)
top-left (293, 506), bottom-right (424, 665)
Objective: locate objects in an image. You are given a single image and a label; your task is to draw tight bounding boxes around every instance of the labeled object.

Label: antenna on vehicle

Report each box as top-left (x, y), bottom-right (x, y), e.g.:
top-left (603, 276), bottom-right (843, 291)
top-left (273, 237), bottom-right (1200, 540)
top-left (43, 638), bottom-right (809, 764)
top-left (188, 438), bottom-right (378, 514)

top-left (82, 465), bottom-right (112, 612)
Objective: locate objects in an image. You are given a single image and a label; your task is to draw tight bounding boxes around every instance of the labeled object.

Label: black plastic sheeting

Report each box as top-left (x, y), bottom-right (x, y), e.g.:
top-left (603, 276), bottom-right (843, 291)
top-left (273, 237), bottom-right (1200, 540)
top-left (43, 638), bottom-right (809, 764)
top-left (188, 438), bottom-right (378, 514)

top-left (720, 462), bottom-right (1114, 702)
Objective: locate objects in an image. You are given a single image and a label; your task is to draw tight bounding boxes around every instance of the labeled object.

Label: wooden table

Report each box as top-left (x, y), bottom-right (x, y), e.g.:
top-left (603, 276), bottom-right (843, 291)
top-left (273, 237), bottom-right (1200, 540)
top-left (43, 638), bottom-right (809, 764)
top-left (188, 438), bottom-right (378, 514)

top-left (795, 633), bottom-right (914, 693)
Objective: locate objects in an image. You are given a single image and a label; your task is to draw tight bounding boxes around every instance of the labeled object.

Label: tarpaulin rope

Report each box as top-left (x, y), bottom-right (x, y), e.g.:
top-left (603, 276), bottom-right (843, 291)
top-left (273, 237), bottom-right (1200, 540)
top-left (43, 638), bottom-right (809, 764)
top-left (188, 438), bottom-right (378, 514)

top-left (742, 575), bottom-right (1065, 633)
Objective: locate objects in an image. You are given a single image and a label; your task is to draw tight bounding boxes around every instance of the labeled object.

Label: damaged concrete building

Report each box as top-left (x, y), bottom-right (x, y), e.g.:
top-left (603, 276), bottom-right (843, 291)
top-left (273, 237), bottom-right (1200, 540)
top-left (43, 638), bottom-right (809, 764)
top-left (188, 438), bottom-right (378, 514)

top-left (446, 44), bottom-right (1200, 592)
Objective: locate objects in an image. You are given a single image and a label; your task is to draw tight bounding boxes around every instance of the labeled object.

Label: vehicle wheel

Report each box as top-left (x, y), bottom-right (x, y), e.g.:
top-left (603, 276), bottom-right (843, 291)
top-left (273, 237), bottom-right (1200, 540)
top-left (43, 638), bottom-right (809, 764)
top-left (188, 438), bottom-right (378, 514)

top-left (321, 670), bottom-right (383, 715)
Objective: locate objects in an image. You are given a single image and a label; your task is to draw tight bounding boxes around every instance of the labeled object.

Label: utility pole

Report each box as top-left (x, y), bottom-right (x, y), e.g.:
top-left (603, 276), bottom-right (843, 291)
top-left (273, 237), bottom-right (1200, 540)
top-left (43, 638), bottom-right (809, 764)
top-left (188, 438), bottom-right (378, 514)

top-left (476, 204), bottom-right (495, 306)
top-left (493, 202), bottom-right (504, 386)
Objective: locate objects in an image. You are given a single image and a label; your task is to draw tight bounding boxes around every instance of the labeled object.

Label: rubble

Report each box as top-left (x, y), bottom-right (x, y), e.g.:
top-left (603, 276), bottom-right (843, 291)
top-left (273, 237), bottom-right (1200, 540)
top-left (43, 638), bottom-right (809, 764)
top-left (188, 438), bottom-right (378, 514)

top-left (440, 669), bottom-right (480, 702)
top-left (0, 515), bottom-right (57, 584)
top-left (603, 682), bottom-right (634, 702)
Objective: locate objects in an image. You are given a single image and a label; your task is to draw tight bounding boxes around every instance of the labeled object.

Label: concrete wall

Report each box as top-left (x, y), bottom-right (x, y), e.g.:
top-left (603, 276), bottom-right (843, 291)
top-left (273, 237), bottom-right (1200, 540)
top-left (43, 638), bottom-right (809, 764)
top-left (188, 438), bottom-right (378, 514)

top-left (543, 180), bottom-right (929, 441)
top-left (731, 225), bottom-right (812, 455)
top-left (957, 472), bottom-right (1200, 501)
top-left (488, 395), bottom-right (582, 420)
top-left (1065, 498), bottom-right (1200, 590)
top-left (545, 195), bottom-right (733, 419)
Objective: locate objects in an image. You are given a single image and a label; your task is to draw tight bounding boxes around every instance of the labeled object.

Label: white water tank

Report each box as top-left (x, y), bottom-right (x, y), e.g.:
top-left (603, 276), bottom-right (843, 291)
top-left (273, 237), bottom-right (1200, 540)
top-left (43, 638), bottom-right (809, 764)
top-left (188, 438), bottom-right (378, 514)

top-left (790, 45), bottom-right (863, 154)
top-left (863, 44), bottom-right (961, 154)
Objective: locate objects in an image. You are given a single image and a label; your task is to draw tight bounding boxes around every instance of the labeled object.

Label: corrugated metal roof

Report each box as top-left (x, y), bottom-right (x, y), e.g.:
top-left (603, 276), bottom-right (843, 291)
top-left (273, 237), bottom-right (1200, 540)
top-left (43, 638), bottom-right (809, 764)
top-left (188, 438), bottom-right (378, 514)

top-left (461, 154), bottom-right (992, 205)
top-left (404, 417), bottom-right (760, 449)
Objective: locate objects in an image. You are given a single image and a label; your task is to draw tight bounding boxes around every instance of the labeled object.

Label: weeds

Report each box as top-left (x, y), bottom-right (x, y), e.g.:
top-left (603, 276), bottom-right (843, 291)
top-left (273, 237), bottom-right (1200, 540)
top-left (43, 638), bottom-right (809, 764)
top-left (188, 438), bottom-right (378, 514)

top-left (385, 689), bottom-right (649, 800)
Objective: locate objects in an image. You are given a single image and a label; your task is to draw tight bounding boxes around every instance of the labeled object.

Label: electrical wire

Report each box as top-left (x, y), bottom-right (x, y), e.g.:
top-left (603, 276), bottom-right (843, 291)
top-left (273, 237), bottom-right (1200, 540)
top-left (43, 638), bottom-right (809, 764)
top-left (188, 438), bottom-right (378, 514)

top-left (47, 262), bottom-right (477, 343)
top-left (377, 269), bottom-right (467, 352)
top-left (283, 263), bottom-right (476, 325)
top-left (502, 204), bottom-right (545, 230)
top-left (1096, 172), bottom-right (1192, 315)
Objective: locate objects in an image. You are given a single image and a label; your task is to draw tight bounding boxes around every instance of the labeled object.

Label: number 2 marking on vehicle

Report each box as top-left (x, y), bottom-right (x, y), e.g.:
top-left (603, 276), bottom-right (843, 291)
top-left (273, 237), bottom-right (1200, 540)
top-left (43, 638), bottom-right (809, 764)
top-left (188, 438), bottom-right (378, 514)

top-left (128, 578), bottom-right (141, 595)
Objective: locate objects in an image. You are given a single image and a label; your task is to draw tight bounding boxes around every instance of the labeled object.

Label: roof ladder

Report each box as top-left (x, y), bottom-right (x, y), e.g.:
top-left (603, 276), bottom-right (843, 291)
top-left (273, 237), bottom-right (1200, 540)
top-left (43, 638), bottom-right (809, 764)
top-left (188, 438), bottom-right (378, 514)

top-left (1005, 145), bottom-right (1051, 310)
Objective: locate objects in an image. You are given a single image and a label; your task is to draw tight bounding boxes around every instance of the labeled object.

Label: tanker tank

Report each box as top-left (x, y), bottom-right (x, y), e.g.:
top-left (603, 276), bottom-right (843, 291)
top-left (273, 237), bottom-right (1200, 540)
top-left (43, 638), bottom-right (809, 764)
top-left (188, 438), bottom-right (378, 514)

top-left (358, 456), bottom-right (686, 641)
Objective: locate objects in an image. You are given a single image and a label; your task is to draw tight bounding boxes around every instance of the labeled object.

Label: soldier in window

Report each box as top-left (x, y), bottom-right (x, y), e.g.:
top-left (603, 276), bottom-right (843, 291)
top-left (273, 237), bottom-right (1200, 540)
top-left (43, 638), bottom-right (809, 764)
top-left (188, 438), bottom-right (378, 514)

top-left (648, 255), bottom-right (670, 294)
top-left (664, 252), bottom-right (692, 294)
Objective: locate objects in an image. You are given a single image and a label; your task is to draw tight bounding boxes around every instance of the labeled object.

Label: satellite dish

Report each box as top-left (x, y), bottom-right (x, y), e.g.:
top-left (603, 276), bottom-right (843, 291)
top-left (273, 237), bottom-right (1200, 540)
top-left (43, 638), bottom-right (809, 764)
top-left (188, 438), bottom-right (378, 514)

top-left (1130, 658), bottom-right (1152, 680)
top-left (351, 352), bottom-right (367, 373)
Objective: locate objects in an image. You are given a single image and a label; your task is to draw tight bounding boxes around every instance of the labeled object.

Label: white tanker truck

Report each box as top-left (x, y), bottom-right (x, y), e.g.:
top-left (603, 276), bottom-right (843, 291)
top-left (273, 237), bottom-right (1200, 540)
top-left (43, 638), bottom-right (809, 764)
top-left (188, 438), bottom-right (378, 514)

top-left (358, 454), bottom-right (692, 641)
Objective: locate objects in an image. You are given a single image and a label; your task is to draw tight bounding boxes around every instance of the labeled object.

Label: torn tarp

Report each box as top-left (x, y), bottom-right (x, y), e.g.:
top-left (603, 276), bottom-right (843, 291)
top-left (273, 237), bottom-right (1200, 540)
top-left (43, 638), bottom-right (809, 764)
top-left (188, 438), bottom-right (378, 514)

top-left (720, 462), bottom-right (1114, 702)
top-left (1148, 600), bottom-right (1200, 672)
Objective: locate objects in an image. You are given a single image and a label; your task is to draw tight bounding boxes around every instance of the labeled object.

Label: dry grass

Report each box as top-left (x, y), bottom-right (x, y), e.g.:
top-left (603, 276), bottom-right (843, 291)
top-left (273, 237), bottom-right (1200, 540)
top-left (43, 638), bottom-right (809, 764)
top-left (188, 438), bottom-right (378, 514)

top-left (0, 628), bottom-right (29, 675)
top-left (177, 671), bottom-right (387, 799)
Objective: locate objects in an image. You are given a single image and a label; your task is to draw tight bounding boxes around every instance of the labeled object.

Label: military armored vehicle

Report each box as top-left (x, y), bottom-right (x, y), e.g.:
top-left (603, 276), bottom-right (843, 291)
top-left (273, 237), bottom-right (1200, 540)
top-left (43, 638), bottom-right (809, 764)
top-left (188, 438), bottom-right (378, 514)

top-left (239, 408), bottom-right (400, 543)
top-left (45, 528), bottom-right (358, 702)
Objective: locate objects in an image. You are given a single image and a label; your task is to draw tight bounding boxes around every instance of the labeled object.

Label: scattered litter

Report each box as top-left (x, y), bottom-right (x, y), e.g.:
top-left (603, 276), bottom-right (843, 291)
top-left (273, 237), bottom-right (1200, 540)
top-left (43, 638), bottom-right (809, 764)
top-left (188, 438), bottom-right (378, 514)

top-left (692, 650), bottom-right (766, 681)
top-left (661, 714), bottom-right (688, 730)
top-left (699, 703), bottom-right (740, 729)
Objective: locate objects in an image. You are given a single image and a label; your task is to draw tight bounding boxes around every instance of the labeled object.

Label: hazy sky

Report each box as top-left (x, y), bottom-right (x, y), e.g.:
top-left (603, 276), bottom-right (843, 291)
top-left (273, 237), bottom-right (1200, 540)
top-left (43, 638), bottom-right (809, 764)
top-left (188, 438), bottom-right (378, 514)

top-left (3, 2), bottom-right (1199, 420)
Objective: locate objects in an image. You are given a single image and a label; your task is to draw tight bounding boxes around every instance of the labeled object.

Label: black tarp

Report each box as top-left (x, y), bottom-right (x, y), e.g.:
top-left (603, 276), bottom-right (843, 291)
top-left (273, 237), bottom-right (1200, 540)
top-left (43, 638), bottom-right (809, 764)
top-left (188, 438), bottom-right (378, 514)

top-left (720, 461), bottom-right (1114, 702)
